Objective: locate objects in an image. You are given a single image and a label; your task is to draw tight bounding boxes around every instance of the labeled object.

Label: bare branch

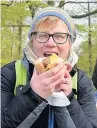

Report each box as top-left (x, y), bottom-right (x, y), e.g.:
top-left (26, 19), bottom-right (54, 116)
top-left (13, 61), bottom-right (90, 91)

top-left (60, 1), bottom-right (97, 7)
top-left (71, 9), bottom-right (97, 18)
top-left (1, 0), bottom-right (13, 6)
top-left (59, 1), bottom-right (97, 18)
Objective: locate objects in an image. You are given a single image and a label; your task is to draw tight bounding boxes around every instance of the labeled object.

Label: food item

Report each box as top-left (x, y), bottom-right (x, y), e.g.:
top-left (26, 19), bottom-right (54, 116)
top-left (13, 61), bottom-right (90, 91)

top-left (35, 54), bottom-right (64, 73)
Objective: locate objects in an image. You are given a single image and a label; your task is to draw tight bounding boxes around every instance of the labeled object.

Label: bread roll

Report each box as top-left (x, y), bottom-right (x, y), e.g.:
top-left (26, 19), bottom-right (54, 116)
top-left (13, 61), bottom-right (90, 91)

top-left (35, 54), bottom-right (64, 73)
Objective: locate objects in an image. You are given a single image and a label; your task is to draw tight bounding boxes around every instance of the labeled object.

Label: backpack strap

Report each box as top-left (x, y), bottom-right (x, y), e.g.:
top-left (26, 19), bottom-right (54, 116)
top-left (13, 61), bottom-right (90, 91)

top-left (14, 60), bottom-right (27, 95)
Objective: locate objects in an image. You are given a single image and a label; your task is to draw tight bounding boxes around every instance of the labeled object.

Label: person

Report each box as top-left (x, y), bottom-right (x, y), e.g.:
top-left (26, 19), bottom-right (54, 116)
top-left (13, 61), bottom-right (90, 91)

top-left (92, 60), bottom-right (97, 109)
top-left (1, 7), bottom-right (97, 128)
top-left (92, 60), bottom-right (97, 89)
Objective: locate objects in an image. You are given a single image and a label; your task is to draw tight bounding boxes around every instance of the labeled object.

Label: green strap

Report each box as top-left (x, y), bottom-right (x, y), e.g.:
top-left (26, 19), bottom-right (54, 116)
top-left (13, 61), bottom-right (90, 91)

top-left (15, 60), bottom-right (78, 98)
top-left (14, 60), bottom-right (27, 95)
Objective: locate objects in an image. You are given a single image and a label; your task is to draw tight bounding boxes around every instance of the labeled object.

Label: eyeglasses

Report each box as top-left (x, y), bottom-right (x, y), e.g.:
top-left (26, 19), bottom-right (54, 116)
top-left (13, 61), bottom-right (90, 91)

top-left (31, 32), bottom-right (71, 44)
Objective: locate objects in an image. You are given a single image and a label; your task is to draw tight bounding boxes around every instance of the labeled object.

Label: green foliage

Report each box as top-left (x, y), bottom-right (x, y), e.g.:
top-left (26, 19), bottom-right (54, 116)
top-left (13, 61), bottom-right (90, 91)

top-left (1, 0), bottom-right (48, 66)
top-left (1, 27), bottom-right (19, 65)
top-left (77, 42), bottom-right (97, 76)
top-left (47, 1), bottom-right (54, 6)
top-left (1, 1), bottom-right (48, 26)
top-left (1, 2), bottom-right (29, 26)
top-left (1, 0), bottom-right (97, 78)
top-left (76, 22), bottom-right (97, 76)
top-left (58, 0), bottom-right (65, 8)
top-left (77, 25), bottom-right (87, 33)
top-left (77, 23), bottom-right (97, 76)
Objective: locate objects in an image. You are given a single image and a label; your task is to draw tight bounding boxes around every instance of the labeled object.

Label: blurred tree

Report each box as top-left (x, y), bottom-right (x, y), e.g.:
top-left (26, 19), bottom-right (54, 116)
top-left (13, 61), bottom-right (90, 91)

top-left (1, 0), bottom-right (97, 77)
top-left (1, 0), bottom-right (48, 65)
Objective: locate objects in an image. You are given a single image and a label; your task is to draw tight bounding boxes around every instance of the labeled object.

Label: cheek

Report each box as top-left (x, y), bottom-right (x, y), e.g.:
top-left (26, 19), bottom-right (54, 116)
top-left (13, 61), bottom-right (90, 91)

top-left (59, 43), bottom-right (71, 59)
top-left (32, 40), bottom-right (44, 57)
top-left (32, 39), bottom-right (40, 50)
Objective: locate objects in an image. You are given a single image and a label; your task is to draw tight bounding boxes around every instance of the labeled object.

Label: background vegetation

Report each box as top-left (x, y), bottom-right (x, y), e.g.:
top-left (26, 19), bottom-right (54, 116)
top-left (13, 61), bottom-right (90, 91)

top-left (1, 0), bottom-right (97, 77)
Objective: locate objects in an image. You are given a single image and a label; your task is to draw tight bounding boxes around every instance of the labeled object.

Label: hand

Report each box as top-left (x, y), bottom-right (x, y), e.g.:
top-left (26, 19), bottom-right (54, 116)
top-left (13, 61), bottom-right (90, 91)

top-left (60, 70), bottom-right (72, 96)
top-left (55, 62), bottom-right (72, 96)
top-left (30, 63), bottom-right (67, 99)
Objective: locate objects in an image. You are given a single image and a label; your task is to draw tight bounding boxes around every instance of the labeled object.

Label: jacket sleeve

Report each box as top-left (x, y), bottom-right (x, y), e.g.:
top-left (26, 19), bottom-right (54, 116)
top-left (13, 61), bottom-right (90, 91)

top-left (92, 61), bottom-right (97, 89)
top-left (67, 69), bottom-right (97, 128)
top-left (53, 106), bottom-right (76, 128)
top-left (1, 62), bottom-right (46, 128)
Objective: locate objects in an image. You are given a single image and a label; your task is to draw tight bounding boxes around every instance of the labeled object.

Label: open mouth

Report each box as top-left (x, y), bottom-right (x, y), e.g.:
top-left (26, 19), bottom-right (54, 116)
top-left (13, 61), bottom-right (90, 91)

top-left (44, 53), bottom-right (58, 57)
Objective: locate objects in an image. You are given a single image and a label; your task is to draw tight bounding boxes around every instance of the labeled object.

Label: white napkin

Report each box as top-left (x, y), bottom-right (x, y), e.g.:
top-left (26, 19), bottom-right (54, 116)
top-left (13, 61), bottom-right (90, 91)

top-left (47, 91), bottom-right (70, 107)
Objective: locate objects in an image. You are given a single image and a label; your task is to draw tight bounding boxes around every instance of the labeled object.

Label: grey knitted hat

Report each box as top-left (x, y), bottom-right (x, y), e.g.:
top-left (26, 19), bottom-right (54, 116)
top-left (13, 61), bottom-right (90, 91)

top-left (28, 7), bottom-right (77, 43)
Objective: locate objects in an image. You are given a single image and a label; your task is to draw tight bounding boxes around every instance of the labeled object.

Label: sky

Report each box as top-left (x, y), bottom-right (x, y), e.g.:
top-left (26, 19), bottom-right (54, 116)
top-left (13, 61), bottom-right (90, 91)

top-left (24, 0), bottom-right (97, 26)
top-left (24, 0), bottom-right (97, 50)
top-left (64, 0), bottom-right (97, 25)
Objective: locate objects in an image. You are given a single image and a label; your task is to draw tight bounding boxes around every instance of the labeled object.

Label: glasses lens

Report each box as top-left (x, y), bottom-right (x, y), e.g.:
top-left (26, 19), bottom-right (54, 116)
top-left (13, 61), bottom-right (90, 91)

top-left (53, 33), bottom-right (68, 44)
top-left (36, 32), bottom-right (49, 43)
top-left (34, 32), bottom-right (70, 44)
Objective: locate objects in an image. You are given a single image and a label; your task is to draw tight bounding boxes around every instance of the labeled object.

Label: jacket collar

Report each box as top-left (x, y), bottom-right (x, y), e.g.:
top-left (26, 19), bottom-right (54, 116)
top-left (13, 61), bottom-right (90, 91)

top-left (21, 55), bottom-right (29, 72)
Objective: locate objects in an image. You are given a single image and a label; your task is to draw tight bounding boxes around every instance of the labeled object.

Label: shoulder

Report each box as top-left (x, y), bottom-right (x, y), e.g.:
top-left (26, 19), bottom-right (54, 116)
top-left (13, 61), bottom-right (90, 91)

top-left (1, 61), bottom-right (16, 91)
top-left (77, 68), bottom-right (88, 81)
top-left (77, 68), bottom-right (93, 97)
top-left (76, 68), bottom-right (91, 82)
top-left (93, 61), bottom-right (97, 74)
top-left (1, 61), bottom-right (16, 75)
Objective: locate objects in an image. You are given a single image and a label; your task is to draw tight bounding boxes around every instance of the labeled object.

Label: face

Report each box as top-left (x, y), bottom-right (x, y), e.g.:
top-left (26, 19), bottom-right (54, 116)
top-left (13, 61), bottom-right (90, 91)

top-left (32, 20), bottom-right (72, 60)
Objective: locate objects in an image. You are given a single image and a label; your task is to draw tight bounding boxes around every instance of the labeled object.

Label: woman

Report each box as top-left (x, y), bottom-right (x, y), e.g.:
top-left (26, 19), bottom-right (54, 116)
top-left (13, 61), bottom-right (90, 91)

top-left (92, 60), bottom-right (97, 89)
top-left (1, 7), bottom-right (97, 128)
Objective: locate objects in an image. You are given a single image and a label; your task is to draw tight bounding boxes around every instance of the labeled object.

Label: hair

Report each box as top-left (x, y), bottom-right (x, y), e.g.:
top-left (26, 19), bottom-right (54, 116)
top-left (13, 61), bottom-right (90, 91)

top-left (34, 16), bottom-right (69, 32)
top-left (29, 16), bottom-right (71, 45)
top-left (24, 16), bottom-right (77, 64)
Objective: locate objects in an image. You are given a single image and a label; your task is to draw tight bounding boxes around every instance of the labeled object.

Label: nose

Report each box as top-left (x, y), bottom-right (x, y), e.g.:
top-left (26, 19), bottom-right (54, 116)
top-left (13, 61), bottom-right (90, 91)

top-left (45, 36), bottom-right (56, 47)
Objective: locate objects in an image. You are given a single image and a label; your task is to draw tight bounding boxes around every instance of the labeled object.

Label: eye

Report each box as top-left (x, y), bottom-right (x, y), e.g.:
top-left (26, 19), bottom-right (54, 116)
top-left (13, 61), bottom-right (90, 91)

top-left (37, 33), bottom-right (48, 38)
top-left (54, 34), bottom-right (66, 39)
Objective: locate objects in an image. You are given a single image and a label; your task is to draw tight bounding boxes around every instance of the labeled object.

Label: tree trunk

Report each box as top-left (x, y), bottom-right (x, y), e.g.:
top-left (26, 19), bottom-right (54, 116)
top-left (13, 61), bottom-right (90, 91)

top-left (11, 27), bottom-right (15, 61)
top-left (88, 1), bottom-right (92, 75)
top-left (47, 0), bottom-right (54, 6)
top-left (18, 17), bottom-right (22, 58)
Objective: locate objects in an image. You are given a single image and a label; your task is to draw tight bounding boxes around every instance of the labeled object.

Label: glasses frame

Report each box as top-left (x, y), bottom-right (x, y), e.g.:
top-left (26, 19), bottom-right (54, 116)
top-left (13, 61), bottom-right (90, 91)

top-left (31, 32), bottom-right (71, 44)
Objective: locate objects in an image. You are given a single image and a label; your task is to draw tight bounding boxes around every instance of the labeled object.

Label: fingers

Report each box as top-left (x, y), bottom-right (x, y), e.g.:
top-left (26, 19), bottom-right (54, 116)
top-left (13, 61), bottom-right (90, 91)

top-left (46, 66), bottom-right (71, 87)
top-left (65, 61), bottom-right (72, 72)
top-left (43, 85), bottom-right (55, 94)
top-left (60, 73), bottom-right (72, 96)
top-left (32, 64), bottom-right (72, 98)
top-left (64, 70), bottom-right (70, 78)
top-left (53, 78), bottom-right (70, 92)
top-left (60, 83), bottom-right (72, 96)
top-left (40, 67), bottom-right (67, 94)
top-left (38, 64), bottom-right (68, 91)
top-left (42, 63), bottom-right (66, 78)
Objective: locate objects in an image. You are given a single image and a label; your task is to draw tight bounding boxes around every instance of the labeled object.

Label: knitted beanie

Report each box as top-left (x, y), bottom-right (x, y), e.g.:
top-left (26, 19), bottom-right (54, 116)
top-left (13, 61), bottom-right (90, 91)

top-left (28, 7), bottom-right (77, 43)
